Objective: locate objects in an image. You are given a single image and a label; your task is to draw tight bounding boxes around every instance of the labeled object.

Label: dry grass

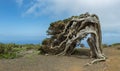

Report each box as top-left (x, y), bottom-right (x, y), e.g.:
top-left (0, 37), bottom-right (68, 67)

top-left (0, 46), bottom-right (120, 71)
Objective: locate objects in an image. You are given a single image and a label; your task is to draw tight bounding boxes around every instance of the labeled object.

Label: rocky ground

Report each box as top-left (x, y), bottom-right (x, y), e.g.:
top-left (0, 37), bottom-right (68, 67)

top-left (0, 46), bottom-right (120, 71)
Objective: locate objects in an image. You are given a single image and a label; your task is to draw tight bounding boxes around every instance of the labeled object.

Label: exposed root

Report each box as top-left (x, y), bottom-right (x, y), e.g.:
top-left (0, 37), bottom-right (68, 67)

top-left (85, 57), bottom-right (106, 66)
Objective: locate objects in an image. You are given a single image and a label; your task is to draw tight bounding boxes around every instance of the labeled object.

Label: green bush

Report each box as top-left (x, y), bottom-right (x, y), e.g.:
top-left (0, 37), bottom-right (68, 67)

top-left (0, 43), bottom-right (42, 59)
top-left (0, 43), bottom-right (21, 59)
top-left (22, 44), bottom-right (41, 50)
top-left (0, 52), bottom-right (18, 59)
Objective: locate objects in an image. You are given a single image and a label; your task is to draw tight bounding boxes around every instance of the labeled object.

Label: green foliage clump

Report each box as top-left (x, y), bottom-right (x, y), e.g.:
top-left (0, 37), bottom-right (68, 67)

top-left (22, 44), bottom-right (40, 50)
top-left (0, 43), bottom-right (21, 59)
top-left (0, 43), bottom-right (41, 59)
top-left (40, 15), bottom-right (81, 53)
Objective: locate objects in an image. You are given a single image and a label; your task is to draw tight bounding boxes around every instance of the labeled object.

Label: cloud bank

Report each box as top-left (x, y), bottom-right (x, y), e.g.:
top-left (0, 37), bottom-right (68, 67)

top-left (16, 0), bottom-right (120, 44)
top-left (20, 0), bottom-right (120, 16)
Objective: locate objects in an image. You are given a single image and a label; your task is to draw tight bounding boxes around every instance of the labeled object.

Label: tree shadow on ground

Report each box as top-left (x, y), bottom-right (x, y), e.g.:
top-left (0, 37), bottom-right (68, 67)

top-left (71, 48), bottom-right (91, 59)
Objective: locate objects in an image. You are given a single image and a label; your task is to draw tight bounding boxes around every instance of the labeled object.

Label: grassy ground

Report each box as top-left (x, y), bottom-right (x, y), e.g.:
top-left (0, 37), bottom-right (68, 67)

top-left (0, 46), bottom-right (120, 71)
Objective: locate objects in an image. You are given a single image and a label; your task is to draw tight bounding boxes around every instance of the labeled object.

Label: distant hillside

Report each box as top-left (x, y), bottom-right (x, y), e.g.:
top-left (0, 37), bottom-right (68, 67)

top-left (111, 43), bottom-right (120, 46)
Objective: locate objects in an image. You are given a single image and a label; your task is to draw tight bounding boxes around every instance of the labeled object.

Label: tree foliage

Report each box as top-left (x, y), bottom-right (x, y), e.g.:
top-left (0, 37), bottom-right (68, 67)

top-left (40, 15), bottom-right (82, 54)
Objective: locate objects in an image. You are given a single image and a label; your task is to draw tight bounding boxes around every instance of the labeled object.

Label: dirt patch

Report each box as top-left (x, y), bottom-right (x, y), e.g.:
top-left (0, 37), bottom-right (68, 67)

top-left (67, 66), bottom-right (83, 71)
top-left (0, 47), bottom-right (120, 71)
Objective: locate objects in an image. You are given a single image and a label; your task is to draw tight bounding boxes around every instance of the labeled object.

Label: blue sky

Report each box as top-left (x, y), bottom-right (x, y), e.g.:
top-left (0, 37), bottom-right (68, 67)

top-left (0, 0), bottom-right (120, 44)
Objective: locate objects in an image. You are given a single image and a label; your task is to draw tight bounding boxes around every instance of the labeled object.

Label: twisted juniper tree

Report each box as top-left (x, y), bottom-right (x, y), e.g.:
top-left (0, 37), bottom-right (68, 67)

top-left (41, 13), bottom-right (106, 64)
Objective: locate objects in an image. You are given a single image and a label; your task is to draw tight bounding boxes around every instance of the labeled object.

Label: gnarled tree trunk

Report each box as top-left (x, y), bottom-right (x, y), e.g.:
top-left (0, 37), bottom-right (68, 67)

top-left (41, 13), bottom-right (106, 65)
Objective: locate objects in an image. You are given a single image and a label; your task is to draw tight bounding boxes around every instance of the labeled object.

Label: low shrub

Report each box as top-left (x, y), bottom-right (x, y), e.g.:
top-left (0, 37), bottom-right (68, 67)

top-left (0, 43), bottom-right (21, 59)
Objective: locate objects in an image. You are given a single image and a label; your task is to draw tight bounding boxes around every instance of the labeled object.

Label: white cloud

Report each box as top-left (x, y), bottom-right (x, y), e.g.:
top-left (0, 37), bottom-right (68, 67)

top-left (79, 0), bottom-right (119, 7)
top-left (16, 0), bottom-right (23, 6)
top-left (23, 0), bottom-right (120, 32)
top-left (18, 0), bottom-right (120, 43)
top-left (22, 0), bottom-right (120, 16)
